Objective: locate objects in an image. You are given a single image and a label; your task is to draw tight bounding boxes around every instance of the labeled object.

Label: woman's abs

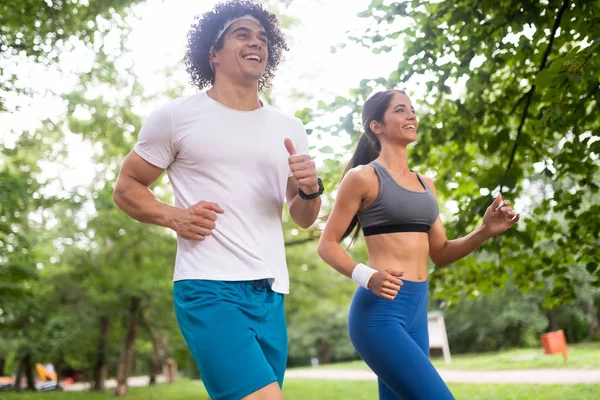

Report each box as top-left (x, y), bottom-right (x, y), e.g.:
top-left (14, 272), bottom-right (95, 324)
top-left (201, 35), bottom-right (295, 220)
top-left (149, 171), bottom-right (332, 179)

top-left (365, 232), bottom-right (430, 281)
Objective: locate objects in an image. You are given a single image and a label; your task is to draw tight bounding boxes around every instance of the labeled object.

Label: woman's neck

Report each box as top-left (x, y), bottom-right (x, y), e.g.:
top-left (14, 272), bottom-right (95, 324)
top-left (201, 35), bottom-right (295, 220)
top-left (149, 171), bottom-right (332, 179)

top-left (377, 144), bottom-right (410, 174)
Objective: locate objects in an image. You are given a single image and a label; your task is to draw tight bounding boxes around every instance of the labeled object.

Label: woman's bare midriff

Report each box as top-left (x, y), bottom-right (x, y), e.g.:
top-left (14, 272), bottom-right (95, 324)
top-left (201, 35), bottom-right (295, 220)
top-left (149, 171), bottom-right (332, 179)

top-left (364, 232), bottom-right (430, 282)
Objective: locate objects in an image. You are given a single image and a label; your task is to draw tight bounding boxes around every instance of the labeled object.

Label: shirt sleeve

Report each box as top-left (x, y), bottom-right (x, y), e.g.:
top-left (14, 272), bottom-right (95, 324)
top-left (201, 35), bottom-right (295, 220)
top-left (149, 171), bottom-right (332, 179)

top-left (288, 118), bottom-right (311, 177)
top-left (133, 103), bottom-right (176, 169)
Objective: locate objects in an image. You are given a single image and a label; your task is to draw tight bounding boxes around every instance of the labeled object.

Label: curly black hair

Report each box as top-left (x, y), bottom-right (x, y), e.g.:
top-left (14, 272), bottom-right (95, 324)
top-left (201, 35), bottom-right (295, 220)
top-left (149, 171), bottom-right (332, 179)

top-left (184, 0), bottom-right (289, 92)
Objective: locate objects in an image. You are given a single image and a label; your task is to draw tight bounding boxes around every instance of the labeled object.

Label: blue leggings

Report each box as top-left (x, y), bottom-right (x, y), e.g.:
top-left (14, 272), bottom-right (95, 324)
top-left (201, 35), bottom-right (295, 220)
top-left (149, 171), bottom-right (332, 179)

top-left (348, 280), bottom-right (455, 400)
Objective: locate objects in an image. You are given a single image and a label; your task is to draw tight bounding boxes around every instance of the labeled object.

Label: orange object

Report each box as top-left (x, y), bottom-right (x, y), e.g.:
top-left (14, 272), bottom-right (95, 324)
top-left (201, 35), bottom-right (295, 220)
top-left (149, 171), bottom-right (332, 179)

top-left (35, 363), bottom-right (58, 382)
top-left (540, 329), bottom-right (568, 361)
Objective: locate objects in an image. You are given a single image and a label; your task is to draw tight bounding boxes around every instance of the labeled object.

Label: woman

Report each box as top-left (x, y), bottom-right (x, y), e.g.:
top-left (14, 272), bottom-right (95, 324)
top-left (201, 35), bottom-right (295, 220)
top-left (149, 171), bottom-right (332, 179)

top-left (317, 89), bottom-right (520, 400)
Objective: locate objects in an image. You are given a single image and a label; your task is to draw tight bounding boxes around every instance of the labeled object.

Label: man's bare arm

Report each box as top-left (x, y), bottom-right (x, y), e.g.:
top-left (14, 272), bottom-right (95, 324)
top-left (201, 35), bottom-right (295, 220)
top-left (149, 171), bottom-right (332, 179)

top-left (113, 151), bottom-right (223, 241)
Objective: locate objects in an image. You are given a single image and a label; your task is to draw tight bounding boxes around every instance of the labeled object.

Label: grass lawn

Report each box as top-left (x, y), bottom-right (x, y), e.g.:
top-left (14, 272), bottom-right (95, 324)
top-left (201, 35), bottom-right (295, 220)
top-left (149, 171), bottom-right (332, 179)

top-left (0, 379), bottom-right (599, 400)
top-left (306, 342), bottom-right (600, 371)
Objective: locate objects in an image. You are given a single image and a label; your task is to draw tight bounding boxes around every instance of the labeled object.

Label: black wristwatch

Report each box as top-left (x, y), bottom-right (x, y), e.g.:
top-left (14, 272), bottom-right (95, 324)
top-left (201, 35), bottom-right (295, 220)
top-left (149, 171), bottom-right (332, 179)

top-left (299, 177), bottom-right (324, 200)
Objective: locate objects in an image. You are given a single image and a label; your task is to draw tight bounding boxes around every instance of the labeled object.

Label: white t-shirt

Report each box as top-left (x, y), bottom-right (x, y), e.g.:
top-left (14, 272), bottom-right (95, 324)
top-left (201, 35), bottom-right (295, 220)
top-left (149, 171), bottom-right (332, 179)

top-left (133, 92), bottom-right (309, 294)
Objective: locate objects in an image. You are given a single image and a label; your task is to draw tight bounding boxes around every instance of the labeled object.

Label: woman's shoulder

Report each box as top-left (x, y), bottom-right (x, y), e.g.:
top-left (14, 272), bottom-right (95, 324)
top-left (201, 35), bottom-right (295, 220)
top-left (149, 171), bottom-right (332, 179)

top-left (416, 173), bottom-right (437, 196)
top-left (341, 164), bottom-right (378, 191)
top-left (347, 163), bottom-right (377, 181)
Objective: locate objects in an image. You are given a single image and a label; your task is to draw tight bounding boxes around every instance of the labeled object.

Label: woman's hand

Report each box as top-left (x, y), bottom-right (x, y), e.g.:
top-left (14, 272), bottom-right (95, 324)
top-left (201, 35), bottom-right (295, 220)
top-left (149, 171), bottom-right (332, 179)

top-left (368, 269), bottom-right (404, 300)
top-left (482, 194), bottom-right (520, 237)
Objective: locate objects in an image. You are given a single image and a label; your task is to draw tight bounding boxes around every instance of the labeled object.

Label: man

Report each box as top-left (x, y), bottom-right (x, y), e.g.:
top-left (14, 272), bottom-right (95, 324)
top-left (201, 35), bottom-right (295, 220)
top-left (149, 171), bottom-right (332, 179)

top-left (113, 1), bottom-right (323, 399)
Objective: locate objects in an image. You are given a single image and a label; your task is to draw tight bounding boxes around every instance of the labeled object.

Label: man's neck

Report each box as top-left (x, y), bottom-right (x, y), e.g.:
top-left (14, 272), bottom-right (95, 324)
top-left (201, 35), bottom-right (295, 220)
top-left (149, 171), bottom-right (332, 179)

top-left (208, 78), bottom-right (262, 111)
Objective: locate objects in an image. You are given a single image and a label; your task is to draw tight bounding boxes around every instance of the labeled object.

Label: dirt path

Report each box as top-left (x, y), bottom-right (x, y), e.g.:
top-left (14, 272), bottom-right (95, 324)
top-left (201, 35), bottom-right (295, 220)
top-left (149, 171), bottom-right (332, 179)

top-left (62, 368), bottom-right (600, 391)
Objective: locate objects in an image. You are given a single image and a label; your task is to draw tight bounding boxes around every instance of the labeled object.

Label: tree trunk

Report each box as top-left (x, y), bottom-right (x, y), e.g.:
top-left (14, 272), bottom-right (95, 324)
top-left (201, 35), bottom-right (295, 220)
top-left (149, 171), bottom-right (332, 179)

top-left (0, 357), bottom-right (5, 376)
top-left (114, 297), bottom-right (142, 397)
top-left (547, 309), bottom-right (559, 331)
top-left (164, 358), bottom-right (177, 383)
top-left (583, 300), bottom-right (600, 338)
top-left (148, 360), bottom-right (157, 385)
top-left (24, 353), bottom-right (35, 390)
top-left (14, 357), bottom-right (24, 391)
top-left (148, 333), bottom-right (162, 384)
top-left (54, 351), bottom-right (66, 390)
top-left (92, 315), bottom-right (111, 391)
top-left (149, 350), bottom-right (161, 386)
top-left (317, 339), bottom-right (332, 364)
top-left (54, 352), bottom-right (63, 390)
top-left (140, 311), bottom-right (169, 385)
top-left (159, 336), bottom-right (176, 383)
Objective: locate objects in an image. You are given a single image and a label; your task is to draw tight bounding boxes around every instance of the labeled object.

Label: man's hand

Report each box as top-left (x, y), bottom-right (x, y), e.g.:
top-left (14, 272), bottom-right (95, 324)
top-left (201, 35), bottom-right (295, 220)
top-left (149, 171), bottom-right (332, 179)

top-left (172, 201), bottom-right (224, 240)
top-left (285, 138), bottom-right (319, 195)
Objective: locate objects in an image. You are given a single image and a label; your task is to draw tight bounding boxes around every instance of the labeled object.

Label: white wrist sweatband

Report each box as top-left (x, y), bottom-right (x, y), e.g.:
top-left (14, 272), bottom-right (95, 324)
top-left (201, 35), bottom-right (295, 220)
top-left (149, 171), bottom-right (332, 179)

top-left (352, 263), bottom-right (377, 290)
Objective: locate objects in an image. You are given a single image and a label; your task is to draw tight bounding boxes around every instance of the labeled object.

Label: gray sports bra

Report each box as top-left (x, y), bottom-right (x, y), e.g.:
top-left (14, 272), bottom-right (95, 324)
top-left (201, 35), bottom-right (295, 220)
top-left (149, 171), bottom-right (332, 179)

top-left (357, 161), bottom-right (439, 236)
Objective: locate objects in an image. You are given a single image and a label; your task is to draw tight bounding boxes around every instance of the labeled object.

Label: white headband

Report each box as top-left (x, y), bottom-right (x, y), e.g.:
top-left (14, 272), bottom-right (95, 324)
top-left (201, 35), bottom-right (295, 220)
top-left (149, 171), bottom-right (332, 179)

top-left (209, 14), bottom-right (263, 71)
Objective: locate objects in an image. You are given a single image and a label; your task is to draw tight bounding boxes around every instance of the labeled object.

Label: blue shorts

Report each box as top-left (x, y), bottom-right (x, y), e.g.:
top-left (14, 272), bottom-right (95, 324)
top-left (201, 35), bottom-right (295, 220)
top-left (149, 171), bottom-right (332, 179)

top-left (174, 279), bottom-right (287, 400)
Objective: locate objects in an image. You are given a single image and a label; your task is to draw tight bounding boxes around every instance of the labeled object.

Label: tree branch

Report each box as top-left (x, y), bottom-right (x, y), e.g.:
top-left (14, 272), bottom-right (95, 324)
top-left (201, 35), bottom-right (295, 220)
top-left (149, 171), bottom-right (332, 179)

top-left (503, 87), bottom-right (534, 191)
top-left (538, 0), bottom-right (571, 72)
top-left (509, 91), bottom-right (528, 114)
top-left (500, 0), bottom-right (570, 193)
top-left (285, 235), bottom-right (319, 247)
top-left (140, 310), bottom-right (167, 359)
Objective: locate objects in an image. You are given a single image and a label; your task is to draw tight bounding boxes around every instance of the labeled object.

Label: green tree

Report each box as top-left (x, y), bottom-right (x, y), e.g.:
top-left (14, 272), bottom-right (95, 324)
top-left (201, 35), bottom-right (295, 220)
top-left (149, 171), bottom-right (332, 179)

top-left (285, 242), bottom-right (359, 365)
top-left (59, 47), bottom-right (182, 394)
top-left (0, 128), bottom-right (65, 390)
top-left (306, 0), bottom-right (599, 305)
top-left (0, 0), bottom-right (144, 111)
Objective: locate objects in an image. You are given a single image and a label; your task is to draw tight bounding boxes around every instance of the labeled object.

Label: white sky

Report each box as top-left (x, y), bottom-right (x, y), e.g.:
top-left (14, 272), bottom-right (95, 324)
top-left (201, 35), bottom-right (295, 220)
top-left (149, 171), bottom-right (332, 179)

top-left (124, 0), bottom-right (407, 111)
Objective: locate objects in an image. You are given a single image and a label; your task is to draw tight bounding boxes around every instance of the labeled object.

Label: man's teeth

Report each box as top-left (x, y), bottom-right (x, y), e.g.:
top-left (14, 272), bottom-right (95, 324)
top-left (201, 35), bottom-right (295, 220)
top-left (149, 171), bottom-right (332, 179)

top-left (244, 55), bottom-right (261, 61)
top-left (404, 125), bottom-right (416, 129)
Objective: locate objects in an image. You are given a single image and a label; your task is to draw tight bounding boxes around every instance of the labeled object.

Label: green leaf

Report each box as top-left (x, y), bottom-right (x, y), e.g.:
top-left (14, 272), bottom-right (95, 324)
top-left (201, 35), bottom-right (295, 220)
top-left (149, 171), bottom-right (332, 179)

top-left (502, 174), bottom-right (518, 190)
top-left (487, 134), bottom-right (502, 154)
top-left (553, 103), bottom-right (562, 116)
top-left (535, 69), bottom-right (556, 88)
